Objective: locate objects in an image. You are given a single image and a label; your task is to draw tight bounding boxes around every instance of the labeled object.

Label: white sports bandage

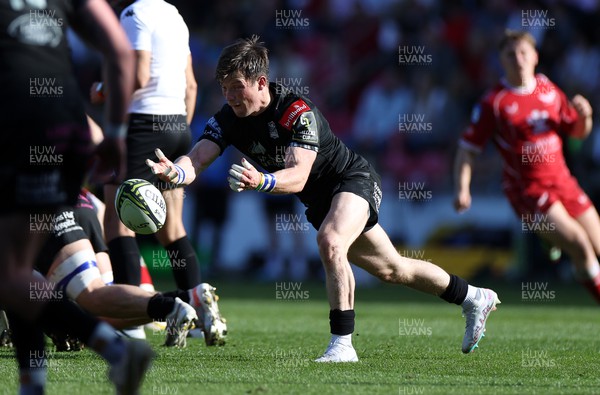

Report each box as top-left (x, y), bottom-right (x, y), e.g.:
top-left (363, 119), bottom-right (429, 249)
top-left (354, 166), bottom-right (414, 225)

top-left (47, 249), bottom-right (101, 300)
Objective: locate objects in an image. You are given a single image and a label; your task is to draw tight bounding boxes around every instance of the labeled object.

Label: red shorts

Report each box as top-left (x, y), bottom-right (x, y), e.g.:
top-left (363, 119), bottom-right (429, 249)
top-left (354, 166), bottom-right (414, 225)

top-left (504, 175), bottom-right (592, 218)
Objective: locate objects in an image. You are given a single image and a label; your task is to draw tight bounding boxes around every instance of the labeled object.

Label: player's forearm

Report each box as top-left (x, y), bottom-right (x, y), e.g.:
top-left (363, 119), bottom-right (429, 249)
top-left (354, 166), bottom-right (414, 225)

top-left (454, 148), bottom-right (474, 194)
top-left (184, 86), bottom-right (197, 125)
top-left (268, 167), bottom-right (309, 194)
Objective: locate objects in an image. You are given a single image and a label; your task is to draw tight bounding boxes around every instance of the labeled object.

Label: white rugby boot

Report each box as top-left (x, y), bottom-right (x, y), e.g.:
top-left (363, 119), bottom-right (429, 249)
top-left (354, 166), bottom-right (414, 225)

top-left (315, 336), bottom-right (358, 363)
top-left (190, 283), bottom-right (227, 346)
top-left (164, 297), bottom-right (197, 348)
top-left (461, 288), bottom-right (501, 353)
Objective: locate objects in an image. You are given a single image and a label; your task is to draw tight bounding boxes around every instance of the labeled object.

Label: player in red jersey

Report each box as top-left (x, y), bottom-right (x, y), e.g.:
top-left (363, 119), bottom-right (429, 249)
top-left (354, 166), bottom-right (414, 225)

top-left (454, 30), bottom-right (600, 301)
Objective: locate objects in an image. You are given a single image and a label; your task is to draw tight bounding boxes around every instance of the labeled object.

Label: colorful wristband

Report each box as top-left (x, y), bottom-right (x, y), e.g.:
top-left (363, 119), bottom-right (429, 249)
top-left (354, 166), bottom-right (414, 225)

top-left (174, 164), bottom-right (186, 185)
top-left (255, 172), bottom-right (276, 193)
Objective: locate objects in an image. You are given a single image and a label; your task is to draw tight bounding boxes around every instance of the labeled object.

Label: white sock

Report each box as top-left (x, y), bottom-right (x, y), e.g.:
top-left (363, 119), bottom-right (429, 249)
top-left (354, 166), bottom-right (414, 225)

top-left (332, 334), bottom-right (352, 346)
top-left (462, 285), bottom-right (480, 306)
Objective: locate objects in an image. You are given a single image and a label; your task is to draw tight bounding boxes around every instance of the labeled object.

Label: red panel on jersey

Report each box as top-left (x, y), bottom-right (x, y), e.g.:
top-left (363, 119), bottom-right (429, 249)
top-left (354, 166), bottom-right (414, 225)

top-left (278, 99), bottom-right (310, 130)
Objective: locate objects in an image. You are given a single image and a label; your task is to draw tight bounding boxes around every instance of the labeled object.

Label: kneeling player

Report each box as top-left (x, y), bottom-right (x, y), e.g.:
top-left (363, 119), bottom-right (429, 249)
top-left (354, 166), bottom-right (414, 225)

top-left (35, 192), bottom-right (227, 347)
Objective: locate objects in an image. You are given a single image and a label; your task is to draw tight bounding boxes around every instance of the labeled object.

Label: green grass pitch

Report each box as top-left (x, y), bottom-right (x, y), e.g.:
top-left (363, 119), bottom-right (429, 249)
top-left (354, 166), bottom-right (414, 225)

top-left (1, 282), bottom-right (599, 394)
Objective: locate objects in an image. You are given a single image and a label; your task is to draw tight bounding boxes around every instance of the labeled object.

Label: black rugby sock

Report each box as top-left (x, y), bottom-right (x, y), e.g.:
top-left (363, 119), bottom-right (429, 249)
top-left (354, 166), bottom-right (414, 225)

top-left (439, 274), bottom-right (469, 305)
top-left (108, 236), bottom-right (142, 286)
top-left (165, 236), bottom-right (201, 290)
top-left (147, 294), bottom-right (176, 320)
top-left (6, 311), bottom-right (46, 373)
top-left (329, 309), bottom-right (355, 336)
top-left (161, 289), bottom-right (190, 304)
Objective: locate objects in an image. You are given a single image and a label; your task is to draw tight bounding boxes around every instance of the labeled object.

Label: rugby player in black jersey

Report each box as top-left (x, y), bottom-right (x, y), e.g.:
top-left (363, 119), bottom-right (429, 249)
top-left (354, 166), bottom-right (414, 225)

top-left (0, 0), bottom-right (153, 392)
top-left (146, 36), bottom-right (501, 362)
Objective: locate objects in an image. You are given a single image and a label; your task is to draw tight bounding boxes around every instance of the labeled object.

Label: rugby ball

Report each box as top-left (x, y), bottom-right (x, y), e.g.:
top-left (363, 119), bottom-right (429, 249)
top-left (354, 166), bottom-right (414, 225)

top-left (115, 179), bottom-right (166, 235)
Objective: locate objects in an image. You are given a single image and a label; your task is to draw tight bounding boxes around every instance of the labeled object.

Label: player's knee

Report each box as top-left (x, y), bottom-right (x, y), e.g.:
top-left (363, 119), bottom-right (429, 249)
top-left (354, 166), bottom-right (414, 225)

top-left (317, 232), bottom-right (346, 266)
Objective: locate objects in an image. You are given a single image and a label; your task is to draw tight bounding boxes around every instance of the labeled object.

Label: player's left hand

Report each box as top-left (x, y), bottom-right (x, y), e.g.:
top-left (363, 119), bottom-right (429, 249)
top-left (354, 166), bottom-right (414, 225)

top-left (571, 94), bottom-right (593, 118)
top-left (228, 158), bottom-right (260, 192)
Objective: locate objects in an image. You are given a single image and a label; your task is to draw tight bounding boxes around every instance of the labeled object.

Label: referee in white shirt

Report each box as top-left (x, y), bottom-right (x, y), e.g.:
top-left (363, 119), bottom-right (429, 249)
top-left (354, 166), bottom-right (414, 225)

top-left (91, 0), bottom-right (227, 345)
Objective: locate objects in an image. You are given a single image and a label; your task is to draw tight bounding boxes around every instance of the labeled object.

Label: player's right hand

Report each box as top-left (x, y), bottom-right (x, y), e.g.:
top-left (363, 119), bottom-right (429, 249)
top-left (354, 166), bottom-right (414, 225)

top-left (454, 190), bottom-right (472, 213)
top-left (146, 148), bottom-right (178, 183)
top-left (90, 81), bottom-right (106, 105)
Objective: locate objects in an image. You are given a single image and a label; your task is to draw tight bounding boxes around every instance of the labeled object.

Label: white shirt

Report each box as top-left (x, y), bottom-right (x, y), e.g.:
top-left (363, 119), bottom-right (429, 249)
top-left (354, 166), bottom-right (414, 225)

top-left (120, 0), bottom-right (190, 115)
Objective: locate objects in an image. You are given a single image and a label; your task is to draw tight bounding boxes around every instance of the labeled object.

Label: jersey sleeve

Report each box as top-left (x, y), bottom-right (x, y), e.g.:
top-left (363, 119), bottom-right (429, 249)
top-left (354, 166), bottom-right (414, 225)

top-left (460, 98), bottom-right (496, 153)
top-left (278, 99), bottom-right (319, 152)
top-left (120, 7), bottom-right (152, 51)
top-left (199, 114), bottom-right (229, 154)
top-left (557, 88), bottom-right (580, 136)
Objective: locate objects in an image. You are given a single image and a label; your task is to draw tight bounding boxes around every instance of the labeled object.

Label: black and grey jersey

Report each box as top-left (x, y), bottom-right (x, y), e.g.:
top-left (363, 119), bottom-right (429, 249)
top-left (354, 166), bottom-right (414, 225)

top-left (0, 0), bottom-right (87, 126)
top-left (200, 83), bottom-right (370, 205)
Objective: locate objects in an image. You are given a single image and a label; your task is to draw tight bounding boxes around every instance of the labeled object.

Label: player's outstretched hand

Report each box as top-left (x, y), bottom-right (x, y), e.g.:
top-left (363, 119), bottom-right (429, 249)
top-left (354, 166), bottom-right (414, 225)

top-left (571, 94), bottom-right (593, 119)
top-left (228, 158), bottom-right (260, 192)
top-left (146, 148), bottom-right (177, 183)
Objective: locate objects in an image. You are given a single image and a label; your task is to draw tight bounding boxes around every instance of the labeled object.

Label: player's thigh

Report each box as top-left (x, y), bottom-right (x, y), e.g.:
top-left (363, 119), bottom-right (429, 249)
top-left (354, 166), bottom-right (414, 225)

top-left (317, 192), bottom-right (369, 252)
top-left (348, 223), bottom-right (402, 278)
top-left (47, 239), bottom-right (103, 301)
top-left (574, 206), bottom-right (600, 254)
top-left (538, 202), bottom-right (590, 250)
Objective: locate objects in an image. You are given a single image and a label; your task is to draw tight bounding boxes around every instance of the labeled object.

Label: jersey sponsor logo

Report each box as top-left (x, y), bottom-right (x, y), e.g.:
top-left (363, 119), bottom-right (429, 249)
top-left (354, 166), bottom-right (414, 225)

top-left (526, 109), bottom-right (550, 134)
top-left (249, 141), bottom-right (267, 155)
top-left (203, 117), bottom-right (223, 141)
top-left (8, 13), bottom-right (63, 47)
top-left (292, 112), bottom-right (318, 145)
top-left (505, 102), bottom-right (519, 115)
top-left (268, 121), bottom-right (279, 139)
top-left (279, 99), bottom-right (310, 130)
top-left (537, 90), bottom-right (556, 104)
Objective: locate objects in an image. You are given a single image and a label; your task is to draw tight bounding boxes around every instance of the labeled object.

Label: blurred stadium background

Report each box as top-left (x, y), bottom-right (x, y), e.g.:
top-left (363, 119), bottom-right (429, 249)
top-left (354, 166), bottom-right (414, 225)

top-left (75, 0), bottom-right (600, 288)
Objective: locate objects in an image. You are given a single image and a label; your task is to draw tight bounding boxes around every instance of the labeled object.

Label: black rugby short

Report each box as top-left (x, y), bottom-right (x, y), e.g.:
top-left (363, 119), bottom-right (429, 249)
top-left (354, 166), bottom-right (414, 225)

top-left (122, 113), bottom-right (191, 190)
top-left (303, 165), bottom-right (382, 232)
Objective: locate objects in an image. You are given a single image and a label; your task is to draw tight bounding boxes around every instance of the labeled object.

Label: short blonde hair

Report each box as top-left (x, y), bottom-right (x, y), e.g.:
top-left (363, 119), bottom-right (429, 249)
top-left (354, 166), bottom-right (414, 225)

top-left (498, 30), bottom-right (537, 51)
